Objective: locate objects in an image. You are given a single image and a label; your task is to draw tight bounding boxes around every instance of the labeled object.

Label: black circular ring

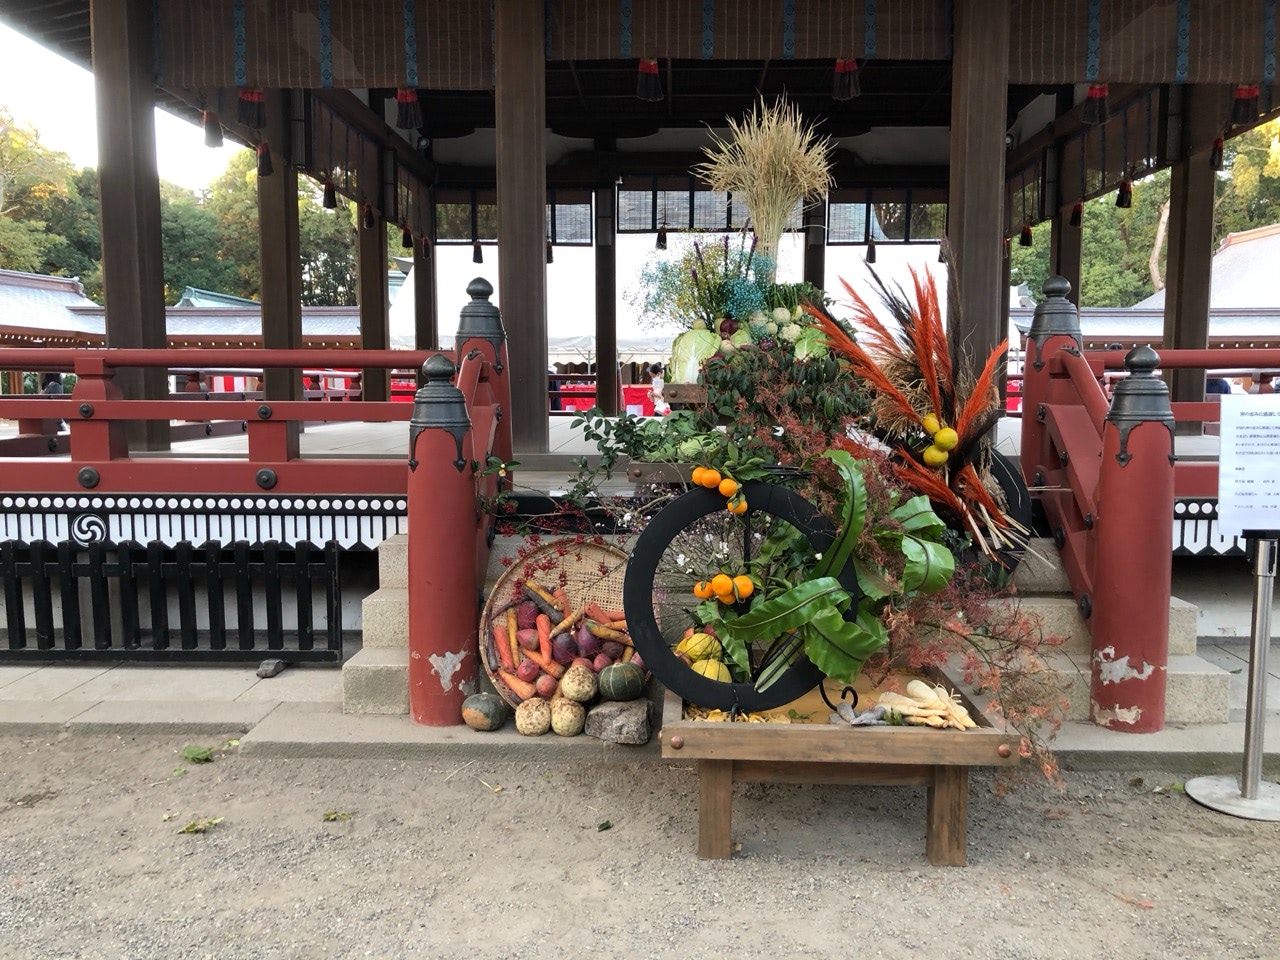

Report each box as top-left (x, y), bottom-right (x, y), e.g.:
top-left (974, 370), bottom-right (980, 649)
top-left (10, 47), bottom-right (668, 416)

top-left (624, 480), bottom-right (861, 713)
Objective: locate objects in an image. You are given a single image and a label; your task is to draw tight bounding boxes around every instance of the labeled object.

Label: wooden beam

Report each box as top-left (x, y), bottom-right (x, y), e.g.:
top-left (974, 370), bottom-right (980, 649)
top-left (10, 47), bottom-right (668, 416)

top-left (91, 0), bottom-right (169, 450)
top-left (594, 181), bottom-right (618, 416)
top-left (1162, 86), bottom-right (1217, 411)
top-left (495, 0), bottom-right (549, 452)
top-left (358, 204), bottom-right (390, 402)
top-left (947, 0), bottom-right (1010, 383)
top-left (257, 90), bottom-right (304, 434)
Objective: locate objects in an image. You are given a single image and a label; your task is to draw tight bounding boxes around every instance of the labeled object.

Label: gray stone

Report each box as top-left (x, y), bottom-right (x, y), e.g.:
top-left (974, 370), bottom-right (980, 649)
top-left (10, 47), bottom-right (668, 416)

top-left (585, 699), bottom-right (650, 745)
top-left (256, 659), bottom-right (288, 679)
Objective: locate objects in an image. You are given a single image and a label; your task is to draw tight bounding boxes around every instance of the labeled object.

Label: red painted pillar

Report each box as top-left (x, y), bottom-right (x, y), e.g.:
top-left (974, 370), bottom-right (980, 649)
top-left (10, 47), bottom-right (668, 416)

top-left (1090, 346), bottom-right (1175, 732)
top-left (1020, 277), bottom-right (1083, 489)
top-left (406, 354), bottom-right (479, 725)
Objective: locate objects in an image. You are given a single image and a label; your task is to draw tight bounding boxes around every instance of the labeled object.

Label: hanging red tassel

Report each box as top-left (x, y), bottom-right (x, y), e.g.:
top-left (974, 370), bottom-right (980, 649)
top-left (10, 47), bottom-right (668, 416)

top-left (237, 88), bottom-right (267, 129)
top-left (421, 237), bottom-right (432, 260)
top-left (362, 203), bottom-right (375, 230)
top-left (396, 88), bottom-right (424, 130)
top-left (1210, 137), bottom-right (1225, 172)
top-left (1069, 202), bottom-right (1083, 228)
top-left (255, 142), bottom-right (273, 177)
top-left (472, 242), bottom-right (483, 264)
top-left (1231, 84), bottom-right (1260, 126)
top-left (322, 182), bottom-right (337, 209)
top-left (1019, 224), bottom-right (1034, 247)
top-left (833, 59), bottom-right (861, 101)
top-left (1116, 179), bottom-right (1133, 209)
top-left (202, 110), bottom-right (224, 149)
top-left (637, 59), bottom-right (663, 102)
top-left (1083, 83), bottom-right (1109, 125)
top-left (401, 225), bottom-right (414, 249)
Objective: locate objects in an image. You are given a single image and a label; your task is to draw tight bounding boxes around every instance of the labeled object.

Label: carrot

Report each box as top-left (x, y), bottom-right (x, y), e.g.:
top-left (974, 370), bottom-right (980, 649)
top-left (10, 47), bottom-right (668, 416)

top-left (586, 621), bottom-right (632, 645)
top-left (549, 604), bottom-right (588, 639)
top-left (584, 601), bottom-right (612, 624)
top-left (536, 613), bottom-right (553, 661)
top-left (602, 609), bottom-right (626, 622)
top-left (621, 645), bottom-right (635, 664)
top-left (506, 608), bottom-right (520, 672)
top-left (497, 669), bottom-right (537, 701)
top-left (552, 587), bottom-right (571, 618)
top-left (604, 618), bottom-right (628, 631)
top-left (492, 623), bottom-right (514, 671)
top-left (523, 645), bottom-right (565, 679)
top-left (523, 585), bottom-right (560, 618)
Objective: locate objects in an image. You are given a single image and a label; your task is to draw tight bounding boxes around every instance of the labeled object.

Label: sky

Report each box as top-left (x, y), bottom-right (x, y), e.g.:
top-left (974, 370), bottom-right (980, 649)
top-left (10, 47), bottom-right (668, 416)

top-left (1, 21), bottom-right (947, 343)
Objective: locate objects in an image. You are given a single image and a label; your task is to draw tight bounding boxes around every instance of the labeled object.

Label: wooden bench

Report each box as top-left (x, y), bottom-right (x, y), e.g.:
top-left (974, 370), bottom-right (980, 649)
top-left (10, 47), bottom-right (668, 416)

top-left (657, 676), bottom-right (1019, 865)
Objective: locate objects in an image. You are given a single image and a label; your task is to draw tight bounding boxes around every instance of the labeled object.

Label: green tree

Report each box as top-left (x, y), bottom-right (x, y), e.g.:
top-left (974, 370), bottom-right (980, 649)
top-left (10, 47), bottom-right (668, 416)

top-left (38, 167), bottom-right (102, 299)
top-left (299, 181), bottom-right (357, 305)
top-left (159, 181), bottom-right (241, 303)
top-left (0, 107), bottom-right (76, 274)
top-left (207, 149), bottom-right (261, 298)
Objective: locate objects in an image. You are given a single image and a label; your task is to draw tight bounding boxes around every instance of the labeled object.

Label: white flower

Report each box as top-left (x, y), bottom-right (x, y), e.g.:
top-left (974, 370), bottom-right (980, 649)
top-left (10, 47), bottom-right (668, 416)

top-left (813, 552), bottom-right (823, 561)
top-left (772, 306), bottom-right (791, 325)
top-left (675, 553), bottom-right (687, 567)
top-left (779, 323), bottom-right (802, 343)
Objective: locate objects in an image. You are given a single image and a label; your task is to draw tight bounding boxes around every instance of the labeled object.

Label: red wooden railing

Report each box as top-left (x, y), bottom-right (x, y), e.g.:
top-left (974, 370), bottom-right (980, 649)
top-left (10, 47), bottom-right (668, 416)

top-left (1022, 279), bottom-right (1280, 733)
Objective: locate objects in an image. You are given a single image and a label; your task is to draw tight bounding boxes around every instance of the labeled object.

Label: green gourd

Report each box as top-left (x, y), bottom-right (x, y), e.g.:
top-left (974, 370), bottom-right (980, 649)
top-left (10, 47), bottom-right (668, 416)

top-left (597, 662), bottom-right (645, 701)
top-left (461, 692), bottom-right (511, 731)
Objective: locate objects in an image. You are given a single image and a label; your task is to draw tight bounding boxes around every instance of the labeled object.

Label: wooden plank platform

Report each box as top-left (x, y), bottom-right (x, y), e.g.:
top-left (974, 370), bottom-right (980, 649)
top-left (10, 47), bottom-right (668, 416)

top-left (658, 675), bottom-right (1019, 866)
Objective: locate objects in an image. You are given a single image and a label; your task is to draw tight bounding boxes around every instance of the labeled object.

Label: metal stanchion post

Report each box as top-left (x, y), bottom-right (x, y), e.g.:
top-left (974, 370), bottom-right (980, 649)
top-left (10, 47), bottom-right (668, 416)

top-left (1186, 532), bottom-right (1280, 820)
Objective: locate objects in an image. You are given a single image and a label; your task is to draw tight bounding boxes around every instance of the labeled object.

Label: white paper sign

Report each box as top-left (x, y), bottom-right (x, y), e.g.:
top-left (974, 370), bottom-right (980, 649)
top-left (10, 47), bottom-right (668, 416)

top-left (1217, 393), bottom-right (1280, 537)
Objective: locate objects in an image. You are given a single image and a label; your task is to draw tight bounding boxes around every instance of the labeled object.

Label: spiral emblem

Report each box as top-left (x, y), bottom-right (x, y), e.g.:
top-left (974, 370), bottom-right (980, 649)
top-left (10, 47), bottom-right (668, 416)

top-left (70, 513), bottom-right (108, 546)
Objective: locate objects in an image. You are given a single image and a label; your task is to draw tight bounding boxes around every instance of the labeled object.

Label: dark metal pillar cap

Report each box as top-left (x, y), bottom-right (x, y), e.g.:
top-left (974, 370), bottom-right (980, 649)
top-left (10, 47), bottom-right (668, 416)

top-left (1028, 275), bottom-right (1083, 343)
top-left (455, 276), bottom-right (506, 346)
top-left (1108, 345), bottom-right (1174, 425)
top-left (410, 355), bottom-right (471, 431)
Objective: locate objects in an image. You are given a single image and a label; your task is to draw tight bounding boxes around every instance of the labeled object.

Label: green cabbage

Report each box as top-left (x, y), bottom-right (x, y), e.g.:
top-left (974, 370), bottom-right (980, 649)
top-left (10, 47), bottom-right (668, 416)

top-left (792, 326), bottom-right (830, 360)
top-left (668, 330), bottom-right (720, 383)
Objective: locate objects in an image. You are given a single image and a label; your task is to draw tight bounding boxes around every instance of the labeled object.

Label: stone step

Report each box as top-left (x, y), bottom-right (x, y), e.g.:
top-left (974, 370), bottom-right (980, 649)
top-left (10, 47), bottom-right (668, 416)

top-left (342, 648), bottom-right (409, 715)
top-left (378, 534), bottom-right (408, 589)
top-left (361, 587), bottom-right (408, 649)
top-left (1016, 595), bottom-right (1198, 657)
top-left (1011, 537), bottom-right (1072, 595)
top-left (1044, 651), bottom-right (1230, 725)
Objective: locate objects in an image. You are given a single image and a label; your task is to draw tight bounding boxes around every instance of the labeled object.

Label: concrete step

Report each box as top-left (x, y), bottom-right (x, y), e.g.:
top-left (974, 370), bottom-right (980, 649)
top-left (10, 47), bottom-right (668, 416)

top-left (378, 534), bottom-right (407, 589)
top-left (1015, 595), bottom-right (1197, 658)
top-left (1011, 537), bottom-right (1072, 595)
top-left (1045, 651), bottom-right (1231, 725)
top-left (341, 648), bottom-right (409, 715)
top-left (361, 588), bottom-right (408, 649)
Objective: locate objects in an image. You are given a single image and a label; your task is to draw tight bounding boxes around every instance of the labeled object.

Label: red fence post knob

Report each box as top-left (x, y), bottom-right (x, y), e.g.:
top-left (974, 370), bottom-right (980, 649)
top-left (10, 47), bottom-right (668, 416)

top-left (454, 277), bottom-right (512, 468)
top-left (406, 353), bottom-right (478, 725)
top-left (1021, 276), bottom-right (1083, 491)
top-left (1091, 345), bottom-right (1175, 733)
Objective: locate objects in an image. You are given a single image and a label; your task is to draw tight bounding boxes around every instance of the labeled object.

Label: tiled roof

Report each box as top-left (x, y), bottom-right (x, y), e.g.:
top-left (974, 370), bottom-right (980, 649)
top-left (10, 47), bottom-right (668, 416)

top-left (1136, 223), bottom-right (1280, 308)
top-left (0, 269), bottom-right (100, 333)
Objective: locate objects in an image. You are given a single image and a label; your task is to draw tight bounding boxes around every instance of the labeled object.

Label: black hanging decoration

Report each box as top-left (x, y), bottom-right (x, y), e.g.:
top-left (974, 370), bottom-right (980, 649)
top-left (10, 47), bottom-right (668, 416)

top-left (421, 237), bottom-right (432, 260)
top-left (833, 59), bottom-right (861, 101)
top-left (472, 242), bottom-right (483, 264)
top-left (1069, 202), bottom-right (1083, 228)
top-left (655, 223), bottom-right (668, 250)
top-left (637, 59), bottom-right (664, 101)
top-left (237, 88), bottom-right (267, 129)
top-left (865, 237), bottom-right (877, 264)
top-left (1116, 179), bottom-right (1133, 209)
top-left (1232, 84), bottom-right (1260, 126)
top-left (546, 240), bottom-right (554, 264)
top-left (362, 203), bottom-right (375, 230)
top-left (401, 225), bottom-right (414, 249)
top-left (1083, 84), bottom-right (1109, 125)
top-left (1210, 136), bottom-right (1225, 172)
top-left (1115, 109), bottom-right (1132, 209)
top-left (255, 142), bottom-right (273, 177)
top-left (203, 110), bottom-right (224, 149)
top-left (322, 181), bottom-right (337, 209)
top-left (1019, 224), bottom-right (1034, 247)
top-left (396, 88), bottom-right (424, 130)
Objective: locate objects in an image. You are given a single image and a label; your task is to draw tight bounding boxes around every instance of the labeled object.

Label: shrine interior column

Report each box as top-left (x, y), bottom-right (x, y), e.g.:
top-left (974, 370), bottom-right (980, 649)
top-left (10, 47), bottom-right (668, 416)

top-left (495, 0), bottom-right (549, 452)
top-left (594, 175), bottom-right (619, 416)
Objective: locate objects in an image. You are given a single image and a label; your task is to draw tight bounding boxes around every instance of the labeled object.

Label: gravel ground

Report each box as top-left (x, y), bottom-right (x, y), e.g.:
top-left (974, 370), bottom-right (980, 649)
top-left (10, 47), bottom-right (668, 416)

top-left (1, 732), bottom-right (1278, 960)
